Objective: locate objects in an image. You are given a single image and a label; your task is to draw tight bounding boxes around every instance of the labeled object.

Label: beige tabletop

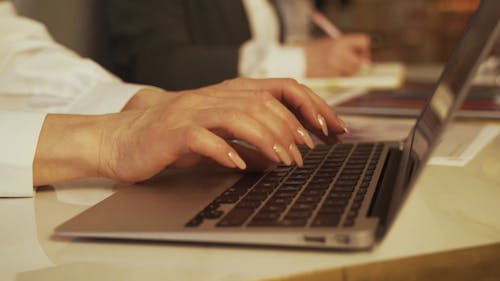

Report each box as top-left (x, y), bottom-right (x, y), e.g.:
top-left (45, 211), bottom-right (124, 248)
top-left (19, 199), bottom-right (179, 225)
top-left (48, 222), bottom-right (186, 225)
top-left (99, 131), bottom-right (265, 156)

top-left (1, 118), bottom-right (499, 281)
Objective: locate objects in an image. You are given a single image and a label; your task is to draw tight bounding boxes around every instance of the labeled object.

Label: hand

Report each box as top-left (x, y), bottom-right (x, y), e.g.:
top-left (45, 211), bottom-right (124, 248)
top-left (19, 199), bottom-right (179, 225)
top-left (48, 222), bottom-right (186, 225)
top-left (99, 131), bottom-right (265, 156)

top-left (99, 78), bottom-right (348, 182)
top-left (34, 78), bottom-right (348, 186)
top-left (122, 87), bottom-right (177, 110)
top-left (302, 34), bottom-right (371, 77)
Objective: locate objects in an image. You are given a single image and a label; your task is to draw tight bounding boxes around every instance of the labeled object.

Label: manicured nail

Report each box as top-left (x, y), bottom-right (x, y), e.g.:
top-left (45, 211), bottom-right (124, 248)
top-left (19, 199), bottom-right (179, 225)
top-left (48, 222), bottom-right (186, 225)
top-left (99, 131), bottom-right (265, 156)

top-left (317, 114), bottom-right (329, 136)
top-left (228, 152), bottom-right (247, 170)
top-left (289, 144), bottom-right (303, 167)
top-left (338, 117), bottom-right (350, 134)
top-left (297, 128), bottom-right (315, 149)
top-left (273, 144), bottom-right (292, 165)
top-left (231, 139), bottom-right (258, 151)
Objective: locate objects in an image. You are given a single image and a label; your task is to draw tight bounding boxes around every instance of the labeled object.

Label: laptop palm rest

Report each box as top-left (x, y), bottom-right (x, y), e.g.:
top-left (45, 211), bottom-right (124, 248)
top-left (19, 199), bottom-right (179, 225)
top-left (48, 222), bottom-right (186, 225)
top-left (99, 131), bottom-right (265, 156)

top-left (55, 166), bottom-right (242, 235)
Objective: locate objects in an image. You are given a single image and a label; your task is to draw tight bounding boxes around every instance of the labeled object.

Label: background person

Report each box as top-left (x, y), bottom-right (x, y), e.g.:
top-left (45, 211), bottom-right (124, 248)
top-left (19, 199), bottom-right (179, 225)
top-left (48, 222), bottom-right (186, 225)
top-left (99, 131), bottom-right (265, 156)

top-left (107, 0), bottom-right (371, 90)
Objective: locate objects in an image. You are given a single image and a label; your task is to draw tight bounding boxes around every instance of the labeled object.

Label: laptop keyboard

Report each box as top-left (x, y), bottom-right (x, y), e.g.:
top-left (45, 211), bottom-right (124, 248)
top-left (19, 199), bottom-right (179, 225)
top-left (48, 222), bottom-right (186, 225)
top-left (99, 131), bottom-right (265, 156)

top-left (186, 142), bottom-right (384, 228)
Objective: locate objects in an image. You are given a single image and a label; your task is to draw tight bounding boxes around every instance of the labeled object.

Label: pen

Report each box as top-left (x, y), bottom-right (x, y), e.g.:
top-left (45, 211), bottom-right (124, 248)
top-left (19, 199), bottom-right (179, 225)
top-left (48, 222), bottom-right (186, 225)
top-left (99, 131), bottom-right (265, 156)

top-left (311, 10), bottom-right (342, 38)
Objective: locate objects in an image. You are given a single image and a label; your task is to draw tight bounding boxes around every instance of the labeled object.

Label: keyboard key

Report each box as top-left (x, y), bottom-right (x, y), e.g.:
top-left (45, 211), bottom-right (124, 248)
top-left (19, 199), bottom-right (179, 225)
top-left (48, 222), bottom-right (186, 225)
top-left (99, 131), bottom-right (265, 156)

top-left (244, 193), bottom-right (268, 201)
top-left (318, 205), bottom-right (345, 214)
top-left (273, 190), bottom-right (299, 198)
top-left (236, 200), bottom-right (262, 209)
top-left (251, 211), bottom-right (281, 224)
top-left (281, 218), bottom-right (308, 227)
top-left (332, 186), bottom-right (355, 192)
top-left (200, 209), bottom-right (224, 219)
top-left (323, 198), bottom-right (349, 207)
top-left (296, 195), bottom-right (322, 204)
top-left (217, 208), bottom-right (254, 227)
top-left (215, 195), bottom-right (240, 204)
top-left (290, 202), bottom-right (316, 211)
top-left (301, 189), bottom-right (326, 197)
top-left (186, 215), bottom-right (203, 227)
top-left (343, 219), bottom-right (355, 227)
top-left (350, 201), bottom-right (362, 210)
top-left (328, 191), bottom-right (352, 199)
top-left (268, 196), bottom-right (293, 205)
top-left (261, 203), bottom-right (287, 212)
top-left (278, 185), bottom-right (302, 192)
top-left (285, 210), bottom-right (313, 219)
top-left (346, 209), bottom-right (359, 220)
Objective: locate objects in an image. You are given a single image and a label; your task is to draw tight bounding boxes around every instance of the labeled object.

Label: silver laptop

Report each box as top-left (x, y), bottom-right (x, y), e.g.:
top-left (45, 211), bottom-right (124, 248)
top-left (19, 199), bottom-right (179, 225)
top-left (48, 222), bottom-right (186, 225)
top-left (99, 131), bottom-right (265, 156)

top-left (55, 0), bottom-right (500, 250)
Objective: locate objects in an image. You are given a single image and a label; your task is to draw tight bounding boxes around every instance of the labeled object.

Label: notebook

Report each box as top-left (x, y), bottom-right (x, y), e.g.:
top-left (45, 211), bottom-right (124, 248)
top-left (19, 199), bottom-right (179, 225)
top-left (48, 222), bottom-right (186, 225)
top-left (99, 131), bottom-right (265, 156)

top-left (334, 86), bottom-right (500, 120)
top-left (55, 0), bottom-right (500, 250)
top-left (302, 62), bottom-right (406, 90)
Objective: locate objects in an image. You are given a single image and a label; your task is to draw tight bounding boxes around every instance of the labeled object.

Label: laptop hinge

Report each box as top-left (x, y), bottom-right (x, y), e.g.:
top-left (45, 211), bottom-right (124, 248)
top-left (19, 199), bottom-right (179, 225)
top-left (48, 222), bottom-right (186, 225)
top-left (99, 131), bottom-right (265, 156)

top-left (368, 147), bottom-right (402, 233)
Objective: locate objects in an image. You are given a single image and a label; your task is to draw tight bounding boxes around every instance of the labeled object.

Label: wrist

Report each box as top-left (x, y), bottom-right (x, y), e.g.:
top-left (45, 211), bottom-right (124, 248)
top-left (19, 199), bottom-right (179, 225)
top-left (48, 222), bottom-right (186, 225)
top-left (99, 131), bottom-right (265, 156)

top-left (122, 87), bottom-right (174, 111)
top-left (33, 114), bottom-right (108, 186)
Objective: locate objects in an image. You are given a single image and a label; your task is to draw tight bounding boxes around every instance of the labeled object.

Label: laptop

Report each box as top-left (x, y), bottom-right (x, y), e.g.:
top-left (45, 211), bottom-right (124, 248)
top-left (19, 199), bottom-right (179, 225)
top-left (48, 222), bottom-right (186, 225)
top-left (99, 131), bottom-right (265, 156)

top-left (55, 0), bottom-right (500, 250)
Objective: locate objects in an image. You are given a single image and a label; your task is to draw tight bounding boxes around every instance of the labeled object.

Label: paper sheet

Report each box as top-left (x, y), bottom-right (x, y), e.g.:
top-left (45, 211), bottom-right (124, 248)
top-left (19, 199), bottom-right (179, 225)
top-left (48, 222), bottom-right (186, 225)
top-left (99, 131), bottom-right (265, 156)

top-left (429, 124), bottom-right (500, 166)
top-left (338, 117), bottom-right (499, 167)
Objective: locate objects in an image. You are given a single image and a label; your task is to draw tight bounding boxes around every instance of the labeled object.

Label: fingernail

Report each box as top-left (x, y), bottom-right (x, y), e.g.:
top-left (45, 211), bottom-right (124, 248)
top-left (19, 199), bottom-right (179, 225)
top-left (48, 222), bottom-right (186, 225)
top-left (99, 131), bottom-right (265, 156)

top-left (297, 128), bottom-right (315, 149)
top-left (231, 139), bottom-right (258, 151)
top-left (289, 144), bottom-right (303, 167)
top-left (228, 152), bottom-right (247, 170)
top-left (338, 117), bottom-right (350, 134)
top-left (273, 144), bottom-right (292, 165)
top-left (317, 114), bottom-right (329, 136)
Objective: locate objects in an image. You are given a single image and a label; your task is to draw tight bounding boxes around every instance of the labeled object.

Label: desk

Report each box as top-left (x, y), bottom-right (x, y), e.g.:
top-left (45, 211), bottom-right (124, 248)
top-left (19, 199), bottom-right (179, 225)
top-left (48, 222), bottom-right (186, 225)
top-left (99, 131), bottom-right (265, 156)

top-left (1, 115), bottom-right (499, 281)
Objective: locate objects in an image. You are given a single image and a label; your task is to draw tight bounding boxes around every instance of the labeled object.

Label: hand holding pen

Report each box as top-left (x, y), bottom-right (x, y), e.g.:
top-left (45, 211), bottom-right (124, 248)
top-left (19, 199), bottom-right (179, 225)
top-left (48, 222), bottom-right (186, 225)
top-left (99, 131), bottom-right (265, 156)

top-left (299, 9), bottom-right (371, 77)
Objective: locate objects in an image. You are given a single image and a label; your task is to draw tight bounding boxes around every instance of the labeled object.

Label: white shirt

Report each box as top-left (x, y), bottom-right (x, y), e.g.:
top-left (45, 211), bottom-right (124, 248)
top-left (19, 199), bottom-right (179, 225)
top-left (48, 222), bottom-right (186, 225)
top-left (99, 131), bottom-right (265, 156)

top-left (239, 0), bottom-right (311, 79)
top-left (0, 2), bottom-right (143, 197)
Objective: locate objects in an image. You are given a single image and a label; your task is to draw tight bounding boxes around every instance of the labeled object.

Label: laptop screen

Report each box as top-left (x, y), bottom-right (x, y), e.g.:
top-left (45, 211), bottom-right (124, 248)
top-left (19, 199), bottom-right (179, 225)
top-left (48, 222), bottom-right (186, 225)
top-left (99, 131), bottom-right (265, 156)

top-left (411, 3), bottom-right (499, 170)
top-left (386, 0), bottom-right (499, 226)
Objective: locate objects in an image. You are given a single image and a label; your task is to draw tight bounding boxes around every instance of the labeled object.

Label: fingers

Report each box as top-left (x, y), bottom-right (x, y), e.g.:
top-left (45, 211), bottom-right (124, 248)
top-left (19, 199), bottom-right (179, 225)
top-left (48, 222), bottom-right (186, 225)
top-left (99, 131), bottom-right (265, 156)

top-left (299, 84), bottom-right (348, 138)
top-left (208, 78), bottom-right (347, 142)
top-left (201, 90), bottom-right (315, 149)
top-left (231, 142), bottom-right (276, 171)
top-left (336, 48), bottom-right (364, 76)
top-left (320, 34), bottom-right (370, 76)
top-left (342, 34), bottom-right (371, 62)
top-left (243, 78), bottom-right (330, 139)
top-left (224, 97), bottom-right (305, 166)
top-left (194, 108), bottom-right (301, 166)
top-left (180, 126), bottom-right (247, 170)
top-left (239, 96), bottom-right (307, 162)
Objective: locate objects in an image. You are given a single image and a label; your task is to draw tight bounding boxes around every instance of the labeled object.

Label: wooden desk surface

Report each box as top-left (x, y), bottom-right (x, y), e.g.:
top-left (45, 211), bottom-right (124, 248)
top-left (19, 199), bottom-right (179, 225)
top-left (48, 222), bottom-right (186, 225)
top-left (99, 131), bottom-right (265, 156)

top-left (267, 242), bottom-right (500, 281)
top-left (2, 118), bottom-right (499, 281)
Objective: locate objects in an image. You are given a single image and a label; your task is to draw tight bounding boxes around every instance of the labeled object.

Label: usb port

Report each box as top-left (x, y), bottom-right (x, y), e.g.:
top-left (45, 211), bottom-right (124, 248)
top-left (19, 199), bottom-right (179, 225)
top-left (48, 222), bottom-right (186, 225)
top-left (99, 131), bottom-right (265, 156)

top-left (303, 235), bottom-right (326, 243)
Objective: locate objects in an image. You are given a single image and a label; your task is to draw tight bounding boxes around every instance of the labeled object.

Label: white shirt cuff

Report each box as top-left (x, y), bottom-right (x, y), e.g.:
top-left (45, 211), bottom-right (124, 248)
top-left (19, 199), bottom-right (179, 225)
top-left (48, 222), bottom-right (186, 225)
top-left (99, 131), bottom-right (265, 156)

top-left (66, 82), bottom-right (145, 115)
top-left (239, 40), bottom-right (306, 79)
top-left (264, 45), bottom-right (306, 79)
top-left (0, 111), bottom-right (46, 197)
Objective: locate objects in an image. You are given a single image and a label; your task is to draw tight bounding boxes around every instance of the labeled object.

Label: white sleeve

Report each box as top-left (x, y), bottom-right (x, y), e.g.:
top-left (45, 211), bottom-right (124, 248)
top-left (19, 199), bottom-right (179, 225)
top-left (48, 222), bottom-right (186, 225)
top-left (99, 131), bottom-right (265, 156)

top-left (0, 111), bottom-right (46, 197)
top-left (0, 2), bottom-right (142, 115)
top-left (0, 2), bottom-right (145, 197)
top-left (238, 40), bottom-right (306, 79)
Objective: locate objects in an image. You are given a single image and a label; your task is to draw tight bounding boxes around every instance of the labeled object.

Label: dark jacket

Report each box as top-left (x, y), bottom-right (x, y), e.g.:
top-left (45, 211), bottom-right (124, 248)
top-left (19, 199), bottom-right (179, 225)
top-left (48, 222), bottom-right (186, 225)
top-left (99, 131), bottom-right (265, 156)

top-left (107, 0), bottom-right (255, 90)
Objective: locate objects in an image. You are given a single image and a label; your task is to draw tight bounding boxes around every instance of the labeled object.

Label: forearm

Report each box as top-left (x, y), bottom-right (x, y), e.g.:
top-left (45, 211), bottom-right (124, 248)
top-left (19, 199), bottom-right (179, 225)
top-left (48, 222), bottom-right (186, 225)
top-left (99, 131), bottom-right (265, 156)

top-left (33, 114), bottom-right (107, 186)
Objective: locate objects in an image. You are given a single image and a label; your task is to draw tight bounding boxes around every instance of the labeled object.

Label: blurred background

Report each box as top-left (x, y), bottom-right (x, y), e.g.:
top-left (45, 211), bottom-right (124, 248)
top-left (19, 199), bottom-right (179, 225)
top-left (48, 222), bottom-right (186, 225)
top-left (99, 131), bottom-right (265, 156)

top-left (13, 0), bottom-right (496, 73)
top-left (321, 0), bottom-right (481, 63)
